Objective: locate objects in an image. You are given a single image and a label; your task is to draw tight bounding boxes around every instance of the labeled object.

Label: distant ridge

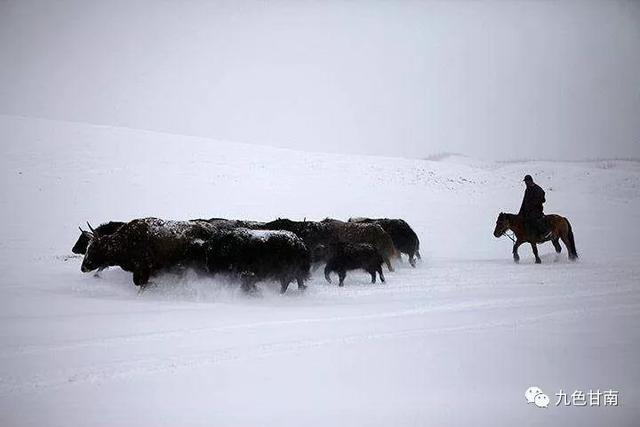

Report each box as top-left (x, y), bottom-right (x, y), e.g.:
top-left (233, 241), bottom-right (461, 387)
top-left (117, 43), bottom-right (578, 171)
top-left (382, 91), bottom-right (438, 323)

top-left (423, 152), bottom-right (465, 162)
top-left (497, 157), bottom-right (640, 164)
top-left (423, 151), bottom-right (640, 164)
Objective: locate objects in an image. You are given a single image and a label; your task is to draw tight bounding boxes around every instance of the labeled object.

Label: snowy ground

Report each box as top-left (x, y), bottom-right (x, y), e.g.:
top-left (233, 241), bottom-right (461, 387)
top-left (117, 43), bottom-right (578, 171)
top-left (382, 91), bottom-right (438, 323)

top-left (0, 115), bottom-right (639, 426)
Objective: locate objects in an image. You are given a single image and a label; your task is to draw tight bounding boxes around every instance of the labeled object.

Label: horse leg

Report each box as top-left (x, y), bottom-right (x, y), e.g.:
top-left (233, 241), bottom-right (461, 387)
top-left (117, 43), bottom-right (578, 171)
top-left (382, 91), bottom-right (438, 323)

top-left (559, 228), bottom-right (578, 261)
top-left (559, 234), bottom-right (571, 260)
top-left (530, 243), bottom-right (541, 264)
top-left (552, 238), bottom-right (562, 253)
top-left (512, 240), bottom-right (523, 263)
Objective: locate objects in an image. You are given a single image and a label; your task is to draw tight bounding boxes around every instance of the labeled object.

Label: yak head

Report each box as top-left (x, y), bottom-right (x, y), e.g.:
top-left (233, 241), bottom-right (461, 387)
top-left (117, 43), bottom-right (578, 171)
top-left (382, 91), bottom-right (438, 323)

top-left (73, 221), bottom-right (125, 255)
top-left (72, 222), bottom-right (97, 255)
top-left (79, 223), bottom-right (109, 273)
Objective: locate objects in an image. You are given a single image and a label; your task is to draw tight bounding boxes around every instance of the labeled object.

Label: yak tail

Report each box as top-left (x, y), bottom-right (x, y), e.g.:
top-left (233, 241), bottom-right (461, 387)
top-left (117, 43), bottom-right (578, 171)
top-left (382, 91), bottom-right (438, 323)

top-left (566, 219), bottom-right (578, 260)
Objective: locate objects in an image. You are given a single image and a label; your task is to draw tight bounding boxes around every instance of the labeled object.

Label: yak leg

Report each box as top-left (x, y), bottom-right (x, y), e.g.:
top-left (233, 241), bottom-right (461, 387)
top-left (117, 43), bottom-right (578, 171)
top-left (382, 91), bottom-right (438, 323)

top-left (280, 278), bottom-right (290, 294)
top-left (324, 265), bottom-right (333, 284)
top-left (530, 243), bottom-right (541, 264)
top-left (133, 268), bottom-right (150, 287)
top-left (378, 266), bottom-right (386, 283)
top-left (384, 256), bottom-right (395, 272)
top-left (512, 240), bottom-right (523, 263)
top-left (409, 251), bottom-right (416, 268)
top-left (94, 266), bottom-right (107, 278)
top-left (134, 269), bottom-right (151, 295)
top-left (240, 272), bottom-right (258, 294)
top-left (338, 269), bottom-right (346, 287)
top-left (370, 268), bottom-right (376, 283)
top-left (297, 276), bottom-right (307, 291)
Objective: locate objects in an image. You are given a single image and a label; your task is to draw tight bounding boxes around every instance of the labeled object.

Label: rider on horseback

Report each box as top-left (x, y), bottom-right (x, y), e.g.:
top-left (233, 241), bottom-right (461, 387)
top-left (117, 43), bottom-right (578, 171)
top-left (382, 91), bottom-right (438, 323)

top-left (519, 174), bottom-right (551, 240)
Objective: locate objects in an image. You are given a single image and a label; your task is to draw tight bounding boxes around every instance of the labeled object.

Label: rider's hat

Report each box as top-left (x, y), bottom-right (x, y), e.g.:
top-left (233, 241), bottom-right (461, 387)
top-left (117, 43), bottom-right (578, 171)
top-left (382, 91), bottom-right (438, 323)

top-left (523, 174), bottom-right (533, 183)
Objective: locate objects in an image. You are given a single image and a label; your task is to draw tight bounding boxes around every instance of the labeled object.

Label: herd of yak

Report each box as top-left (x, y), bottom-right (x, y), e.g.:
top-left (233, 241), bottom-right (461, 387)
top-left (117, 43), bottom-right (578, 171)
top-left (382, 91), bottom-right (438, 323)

top-left (72, 217), bottom-right (421, 293)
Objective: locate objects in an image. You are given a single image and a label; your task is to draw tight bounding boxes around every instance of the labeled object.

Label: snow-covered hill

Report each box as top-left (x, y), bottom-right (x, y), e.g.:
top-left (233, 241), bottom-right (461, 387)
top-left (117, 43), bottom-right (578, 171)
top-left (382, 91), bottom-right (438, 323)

top-left (1, 115), bottom-right (638, 426)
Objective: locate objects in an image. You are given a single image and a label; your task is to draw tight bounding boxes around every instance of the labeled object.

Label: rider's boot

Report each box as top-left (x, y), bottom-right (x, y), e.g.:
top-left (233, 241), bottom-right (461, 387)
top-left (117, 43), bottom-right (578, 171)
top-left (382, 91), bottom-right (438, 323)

top-left (538, 217), bottom-right (552, 240)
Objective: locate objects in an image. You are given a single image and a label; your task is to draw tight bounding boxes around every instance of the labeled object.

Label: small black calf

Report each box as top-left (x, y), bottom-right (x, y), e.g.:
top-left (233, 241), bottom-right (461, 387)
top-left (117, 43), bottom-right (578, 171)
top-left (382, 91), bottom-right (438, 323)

top-left (322, 243), bottom-right (386, 287)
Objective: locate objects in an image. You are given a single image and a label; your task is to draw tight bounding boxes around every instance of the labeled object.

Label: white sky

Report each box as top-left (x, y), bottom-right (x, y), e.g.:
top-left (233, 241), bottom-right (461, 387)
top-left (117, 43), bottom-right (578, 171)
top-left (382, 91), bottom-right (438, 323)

top-left (1, 0), bottom-right (639, 160)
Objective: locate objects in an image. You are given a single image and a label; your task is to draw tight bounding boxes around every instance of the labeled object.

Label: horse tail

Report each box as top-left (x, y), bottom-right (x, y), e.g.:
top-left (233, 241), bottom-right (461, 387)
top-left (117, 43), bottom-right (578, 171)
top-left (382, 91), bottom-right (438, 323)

top-left (565, 218), bottom-right (578, 260)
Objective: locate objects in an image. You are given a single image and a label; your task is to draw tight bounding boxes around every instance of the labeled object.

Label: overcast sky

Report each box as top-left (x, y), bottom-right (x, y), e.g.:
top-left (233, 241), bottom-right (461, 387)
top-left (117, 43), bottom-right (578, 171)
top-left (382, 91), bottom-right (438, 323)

top-left (1, 0), bottom-right (639, 160)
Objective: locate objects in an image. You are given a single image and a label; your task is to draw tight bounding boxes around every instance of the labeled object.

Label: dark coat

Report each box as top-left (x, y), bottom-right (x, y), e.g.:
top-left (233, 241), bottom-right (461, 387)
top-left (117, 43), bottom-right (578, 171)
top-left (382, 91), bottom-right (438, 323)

top-left (519, 183), bottom-right (546, 219)
top-left (204, 228), bottom-right (310, 293)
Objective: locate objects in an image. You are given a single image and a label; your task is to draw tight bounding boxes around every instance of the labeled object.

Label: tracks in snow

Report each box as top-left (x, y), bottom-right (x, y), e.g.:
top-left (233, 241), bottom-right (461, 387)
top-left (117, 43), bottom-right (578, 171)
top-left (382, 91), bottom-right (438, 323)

top-left (1, 297), bottom-right (639, 397)
top-left (0, 286), bottom-right (635, 360)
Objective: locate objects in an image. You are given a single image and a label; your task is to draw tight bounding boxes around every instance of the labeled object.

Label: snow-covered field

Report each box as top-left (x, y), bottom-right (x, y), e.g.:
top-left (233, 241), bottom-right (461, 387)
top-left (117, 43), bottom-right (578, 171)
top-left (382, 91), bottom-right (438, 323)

top-left (1, 115), bottom-right (638, 426)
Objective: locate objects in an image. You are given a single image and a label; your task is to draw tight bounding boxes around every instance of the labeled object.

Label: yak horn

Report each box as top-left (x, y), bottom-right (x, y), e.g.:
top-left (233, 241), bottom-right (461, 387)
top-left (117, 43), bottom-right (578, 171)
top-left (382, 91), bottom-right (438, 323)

top-left (80, 225), bottom-right (94, 239)
top-left (86, 222), bottom-right (96, 234)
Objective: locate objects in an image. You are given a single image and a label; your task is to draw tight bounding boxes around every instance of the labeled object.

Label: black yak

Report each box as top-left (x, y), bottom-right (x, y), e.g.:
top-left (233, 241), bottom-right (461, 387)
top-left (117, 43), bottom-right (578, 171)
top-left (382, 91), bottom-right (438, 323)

top-left (72, 221), bottom-right (126, 255)
top-left (317, 242), bottom-right (386, 287)
top-left (80, 218), bottom-right (218, 288)
top-left (204, 228), bottom-right (310, 294)
top-left (73, 218), bottom-right (265, 255)
top-left (261, 218), bottom-right (398, 271)
top-left (348, 217), bottom-right (421, 267)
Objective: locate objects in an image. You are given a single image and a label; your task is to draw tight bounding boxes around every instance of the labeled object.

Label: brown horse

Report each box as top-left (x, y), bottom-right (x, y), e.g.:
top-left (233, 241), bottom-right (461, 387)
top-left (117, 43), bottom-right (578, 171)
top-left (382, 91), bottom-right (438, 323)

top-left (493, 213), bottom-right (578, 264)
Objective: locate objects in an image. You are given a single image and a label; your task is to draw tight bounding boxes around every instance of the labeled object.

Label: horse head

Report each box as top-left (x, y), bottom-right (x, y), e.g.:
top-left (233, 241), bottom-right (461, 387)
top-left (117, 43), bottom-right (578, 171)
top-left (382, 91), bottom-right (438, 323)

top-left (493, 212), bottom-right (510, 238)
